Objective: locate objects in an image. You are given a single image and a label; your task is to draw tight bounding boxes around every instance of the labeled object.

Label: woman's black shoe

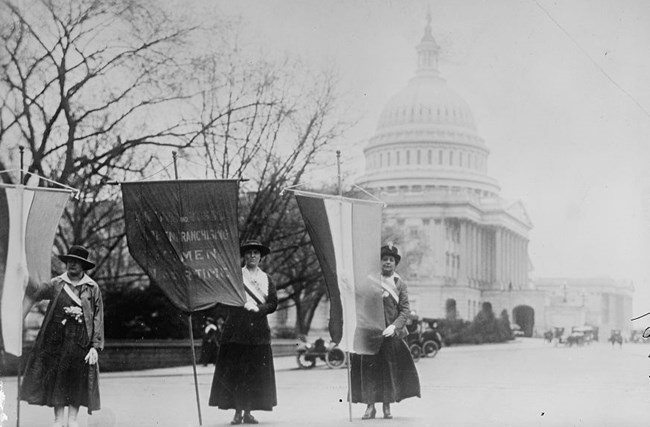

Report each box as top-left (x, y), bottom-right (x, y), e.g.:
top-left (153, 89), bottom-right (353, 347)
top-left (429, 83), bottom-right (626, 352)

top-left (231, 413), bottom-right (243, 425)
top-left (383, 403), bottom-right (392, 419)
top-left (362, 406), bottom-right (376, 420)
top-left (243, 413), bottom-right (258, 424)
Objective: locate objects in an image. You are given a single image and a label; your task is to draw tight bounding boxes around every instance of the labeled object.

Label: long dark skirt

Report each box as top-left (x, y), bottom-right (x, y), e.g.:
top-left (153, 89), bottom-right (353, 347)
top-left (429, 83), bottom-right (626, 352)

top-left (350, 336), bottom-right (421, 404)
top-left (209, 342), bottom-right (277, 411)
top-left (21, 293), bottom-right (100, 413)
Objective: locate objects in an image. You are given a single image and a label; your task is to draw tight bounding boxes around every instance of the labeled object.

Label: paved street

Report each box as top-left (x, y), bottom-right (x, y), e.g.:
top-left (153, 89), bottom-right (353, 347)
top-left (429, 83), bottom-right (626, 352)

top-left (3, 338), bottom-right (649, 427)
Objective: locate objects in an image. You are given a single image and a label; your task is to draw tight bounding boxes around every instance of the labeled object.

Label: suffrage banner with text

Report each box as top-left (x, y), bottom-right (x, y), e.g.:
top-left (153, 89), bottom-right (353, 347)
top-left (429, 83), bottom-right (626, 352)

top-left (295, 190), bottom-right (385, 355)
top-left (0, 185), bottom-right (70, 356)
top-left (121, 180), bottom-right (244, 312)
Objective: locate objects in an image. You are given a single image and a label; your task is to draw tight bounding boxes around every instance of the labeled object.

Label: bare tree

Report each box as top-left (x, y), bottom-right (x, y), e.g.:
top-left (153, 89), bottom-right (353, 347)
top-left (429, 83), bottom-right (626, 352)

top-left (0, 0), bottom-right (199, 273)
top-left (188, 46), bottom-right (352, 333)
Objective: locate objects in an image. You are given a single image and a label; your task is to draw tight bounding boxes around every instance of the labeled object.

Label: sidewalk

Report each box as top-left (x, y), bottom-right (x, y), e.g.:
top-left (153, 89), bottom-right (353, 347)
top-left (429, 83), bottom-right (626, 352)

top-left (4, 338), bottom-right (648, 427)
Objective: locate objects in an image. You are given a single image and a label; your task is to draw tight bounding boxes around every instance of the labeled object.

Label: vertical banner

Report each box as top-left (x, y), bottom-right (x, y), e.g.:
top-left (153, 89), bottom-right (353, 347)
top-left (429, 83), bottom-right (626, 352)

top-left (295, 190), bottom-right (384, 355)
top-left (0, 185), bottom-right (70, 356)
top-left (121, 180), bottom-right (244, 312)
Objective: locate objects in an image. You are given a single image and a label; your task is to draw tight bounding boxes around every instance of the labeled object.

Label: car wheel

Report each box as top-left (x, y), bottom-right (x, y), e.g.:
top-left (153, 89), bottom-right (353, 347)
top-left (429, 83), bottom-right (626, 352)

top-left (409, 344), bottom-right (422, 362)
top-left (325, 348), bottom-right (347, 369)
top-left (296, 353), bottom-right (316, 369)
top-left (422, 340), bottom-right (440, 358)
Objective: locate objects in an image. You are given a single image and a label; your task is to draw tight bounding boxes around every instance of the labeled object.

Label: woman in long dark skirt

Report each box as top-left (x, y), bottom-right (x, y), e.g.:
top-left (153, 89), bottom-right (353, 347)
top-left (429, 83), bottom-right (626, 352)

top-left (21, 246), bottom-right (103, 427)
top-left (350, 244), bottom-right (420, 420)
top-left (209, 240), bottom-right (278, 425)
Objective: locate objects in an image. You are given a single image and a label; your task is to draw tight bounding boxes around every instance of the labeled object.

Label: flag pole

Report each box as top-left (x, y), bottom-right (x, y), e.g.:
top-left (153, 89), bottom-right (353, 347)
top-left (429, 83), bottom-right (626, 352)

top-left (172, 151), bottom-right (203, 426)
top-left (188, 313), bottom-right (203, 426)
top-left (336, 151), bottom-right (353, 423)
top-left (16, 146), bottom-right (25, 427)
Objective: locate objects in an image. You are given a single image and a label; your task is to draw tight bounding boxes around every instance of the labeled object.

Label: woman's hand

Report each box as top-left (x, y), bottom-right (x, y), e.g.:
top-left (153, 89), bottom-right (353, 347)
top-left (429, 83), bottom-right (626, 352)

top-left (244, 301), bottom-right (259, 312)
top-left (382, 324), bottom-right (396, 337)
top-left (85, 347), bottom-right (98, 365)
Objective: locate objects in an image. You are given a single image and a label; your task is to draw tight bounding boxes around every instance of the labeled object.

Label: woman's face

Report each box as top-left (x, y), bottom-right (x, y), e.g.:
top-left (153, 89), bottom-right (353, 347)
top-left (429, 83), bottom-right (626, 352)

top-left (244, 249), bottom-right (261, 268)
top-left (381, 255), bottom-right (396, 276)
top-left (67, 260), bottom-right (84, 279)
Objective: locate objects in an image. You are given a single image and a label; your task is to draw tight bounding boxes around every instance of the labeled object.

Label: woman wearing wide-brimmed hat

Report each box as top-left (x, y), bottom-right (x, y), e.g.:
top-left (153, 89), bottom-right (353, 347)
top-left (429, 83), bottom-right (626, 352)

top-left (209, 240), bottom-right (278, 425)
top-left (350, 244), bottom-right (421, 420)
top-left (21, 245), bottom-right (104, 427)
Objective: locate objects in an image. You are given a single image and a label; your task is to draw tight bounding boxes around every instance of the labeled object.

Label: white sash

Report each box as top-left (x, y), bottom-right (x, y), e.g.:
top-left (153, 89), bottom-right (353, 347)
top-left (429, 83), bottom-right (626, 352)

top-left (381, 275), bottom-right (399, 304)
top-left (242, 267), bottom-right (268, 305)
top-left (62, 283), bottom-right (83, 306)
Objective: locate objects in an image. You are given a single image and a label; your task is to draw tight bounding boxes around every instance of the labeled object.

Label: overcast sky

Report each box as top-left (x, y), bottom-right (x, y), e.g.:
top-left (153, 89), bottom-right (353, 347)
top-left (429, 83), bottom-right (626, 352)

top-left (171, 0), bottom-right (650, 315)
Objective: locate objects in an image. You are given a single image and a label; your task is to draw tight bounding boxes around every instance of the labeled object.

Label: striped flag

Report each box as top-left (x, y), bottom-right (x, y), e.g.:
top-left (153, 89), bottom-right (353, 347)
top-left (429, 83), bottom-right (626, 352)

top-left (295, 190), bottom-right (385, 355)
top-left (0, 185), bottom-right (70, 356)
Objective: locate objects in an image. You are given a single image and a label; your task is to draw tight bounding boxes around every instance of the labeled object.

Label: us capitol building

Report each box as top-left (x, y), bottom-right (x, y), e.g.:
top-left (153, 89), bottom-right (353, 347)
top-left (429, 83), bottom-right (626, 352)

top-left (353, 16), bottom-right (632, 337)
top-left (272, 16), bottom-right (633, 338)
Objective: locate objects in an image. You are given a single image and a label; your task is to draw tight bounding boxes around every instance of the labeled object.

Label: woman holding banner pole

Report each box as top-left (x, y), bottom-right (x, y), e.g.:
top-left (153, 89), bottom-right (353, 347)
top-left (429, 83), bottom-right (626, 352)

top-left (350, 244), bottom-right (420, 420)
top-left (209, 240), bottom-right (278, 425)
top-left (21, 245), bottom-right (103, 427)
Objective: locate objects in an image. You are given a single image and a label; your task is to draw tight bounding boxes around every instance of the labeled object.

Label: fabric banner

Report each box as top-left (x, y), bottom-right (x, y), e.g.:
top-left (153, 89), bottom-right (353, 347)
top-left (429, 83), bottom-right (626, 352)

top-left (0, 185), bottom-right (70, 356)
top-left (295, 190), bottom-right (385, 355)
top-left (121, 180), bottom-right (244, 312)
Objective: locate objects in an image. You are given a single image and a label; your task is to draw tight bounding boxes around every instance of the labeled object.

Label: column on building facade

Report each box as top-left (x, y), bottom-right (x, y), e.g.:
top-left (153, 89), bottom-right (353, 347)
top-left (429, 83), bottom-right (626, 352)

top-left (519, 237), bottom-right (525, 288)
top-left (501, 229), bottom-right (507, 290)
top-left (435, 219), bottom-right (445, 278)
top-left (508, 231), bottom-right (514, 290)
top-left (494, 228), bottom-right (502, 287)
top-left (499, 230), bottom-right (504, 290)
top-left (524, 239), bottom-right (528, 288)
top-left (466, 222), bottom-right (474, 287)
top-left (476, 227), bottom-right (485, 281)
top-left (507, 231), bottom-right (512, 289)
top-left (459, 221), bottom-right (468, 285)
top-left (473, 224), bottom-right (479, 285)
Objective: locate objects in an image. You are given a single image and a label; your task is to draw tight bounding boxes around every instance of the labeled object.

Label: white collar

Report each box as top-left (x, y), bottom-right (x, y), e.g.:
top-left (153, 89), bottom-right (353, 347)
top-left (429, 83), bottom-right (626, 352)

top-left (58, 272), bottom-right (96, 287)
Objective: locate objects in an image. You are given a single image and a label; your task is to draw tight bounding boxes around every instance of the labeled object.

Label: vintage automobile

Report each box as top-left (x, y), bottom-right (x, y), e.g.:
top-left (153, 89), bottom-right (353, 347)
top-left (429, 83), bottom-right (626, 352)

top-left (296, 336), bottom-right (348, 369)
top-left (405, 316), bottom-right (444, 360)
top-left (511, 324), bottom-right (524, 338)
top-left (609, 329), bottom-right (623, 347)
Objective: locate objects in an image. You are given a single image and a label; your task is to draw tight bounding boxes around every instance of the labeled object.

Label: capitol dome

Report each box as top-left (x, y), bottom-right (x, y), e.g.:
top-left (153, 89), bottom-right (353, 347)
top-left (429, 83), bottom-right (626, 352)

top-left (377, 75), bottom-right (478, 133)
top-left (357, 15), bottom-right (499, 197)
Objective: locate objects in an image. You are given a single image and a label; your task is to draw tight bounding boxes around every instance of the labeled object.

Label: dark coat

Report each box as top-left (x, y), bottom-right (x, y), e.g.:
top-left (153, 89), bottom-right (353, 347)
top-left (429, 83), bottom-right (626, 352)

top-left (27, 273), bottom-right (105, 350)
top-left (221, 276), bottom-right (278, 346)
top-left (350, 274), bottom-right (420, 404)
top-left (22, 273), bottom-right (103, 413)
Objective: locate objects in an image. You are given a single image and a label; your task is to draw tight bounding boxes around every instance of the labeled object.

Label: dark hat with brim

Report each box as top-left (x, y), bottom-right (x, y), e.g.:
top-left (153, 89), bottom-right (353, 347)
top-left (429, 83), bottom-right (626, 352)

top-left (240, 240), bottom-right (271, 257)
top-left (58, 245), bottom-right (96, 270)
top-left (380, 244), bottom-right (401, 265)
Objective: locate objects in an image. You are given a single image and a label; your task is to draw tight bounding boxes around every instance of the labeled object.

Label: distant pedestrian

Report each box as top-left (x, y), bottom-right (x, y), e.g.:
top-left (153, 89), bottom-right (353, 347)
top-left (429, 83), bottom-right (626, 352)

top-left (350, 244), bottom-right (421, 420)
top-left (209, 239), bottom-right (278, 424)
top-left (21, 245), bottom-right (103, 427)
top-left (200, 316), bottom-right (224, 366)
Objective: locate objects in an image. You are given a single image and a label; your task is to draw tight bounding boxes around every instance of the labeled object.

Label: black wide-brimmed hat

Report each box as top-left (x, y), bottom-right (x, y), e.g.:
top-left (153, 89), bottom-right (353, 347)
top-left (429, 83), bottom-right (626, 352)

top-left (58, 245), bottom-right (96, 270)
top-left (240, 240), bottom-right (271, 257)
top-left (380, 244), bottom-right (401, 265)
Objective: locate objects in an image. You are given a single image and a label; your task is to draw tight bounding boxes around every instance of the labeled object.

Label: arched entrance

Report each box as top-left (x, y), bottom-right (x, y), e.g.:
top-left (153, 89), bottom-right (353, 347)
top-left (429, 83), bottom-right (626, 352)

top-left (513, 305), bottom-right (535, 337)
